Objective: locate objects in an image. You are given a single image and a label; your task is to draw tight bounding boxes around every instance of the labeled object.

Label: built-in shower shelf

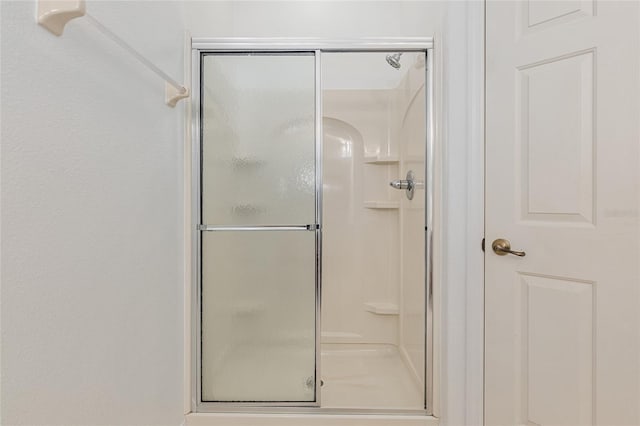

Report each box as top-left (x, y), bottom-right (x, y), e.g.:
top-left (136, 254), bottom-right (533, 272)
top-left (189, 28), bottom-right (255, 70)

top-left (364, 302), bottom-right (399, 315)
top-left (364, 155), bottom-right (399, 164)
top-left (364, 201), bottom-right (399, 209)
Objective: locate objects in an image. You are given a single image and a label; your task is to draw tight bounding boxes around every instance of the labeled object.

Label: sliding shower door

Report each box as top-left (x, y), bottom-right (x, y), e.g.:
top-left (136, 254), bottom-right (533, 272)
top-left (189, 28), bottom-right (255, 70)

top-left (198, 52), bottom-right (319, 405)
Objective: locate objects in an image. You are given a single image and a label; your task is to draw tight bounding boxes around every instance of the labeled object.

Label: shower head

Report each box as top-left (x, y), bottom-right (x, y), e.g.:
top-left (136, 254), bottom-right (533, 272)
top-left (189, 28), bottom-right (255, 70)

top-left (385, 53), bottom-right (403, 69)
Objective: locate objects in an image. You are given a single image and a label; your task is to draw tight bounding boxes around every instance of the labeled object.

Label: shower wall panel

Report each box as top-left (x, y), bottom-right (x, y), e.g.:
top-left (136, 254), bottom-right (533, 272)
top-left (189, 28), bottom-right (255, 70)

top-left (322, 90), bottom-right (401, 345)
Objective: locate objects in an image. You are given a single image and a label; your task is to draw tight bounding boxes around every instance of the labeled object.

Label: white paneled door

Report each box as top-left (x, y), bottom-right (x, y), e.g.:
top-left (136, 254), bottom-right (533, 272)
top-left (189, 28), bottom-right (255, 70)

top-left (485, 1), bottom-right (640, 425)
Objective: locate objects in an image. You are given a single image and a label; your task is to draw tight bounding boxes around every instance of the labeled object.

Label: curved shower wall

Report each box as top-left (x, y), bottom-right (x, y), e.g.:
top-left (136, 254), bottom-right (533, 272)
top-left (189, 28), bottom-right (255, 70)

top-left (322, 90), bottom-right (402, 345)
top-left (321, 118), bottom-right (365, 342)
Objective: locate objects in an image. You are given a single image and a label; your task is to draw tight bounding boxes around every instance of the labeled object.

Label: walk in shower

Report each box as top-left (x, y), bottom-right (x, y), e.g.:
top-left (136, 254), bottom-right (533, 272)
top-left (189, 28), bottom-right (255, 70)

top-left (191, 40), bottom-right (433, 414)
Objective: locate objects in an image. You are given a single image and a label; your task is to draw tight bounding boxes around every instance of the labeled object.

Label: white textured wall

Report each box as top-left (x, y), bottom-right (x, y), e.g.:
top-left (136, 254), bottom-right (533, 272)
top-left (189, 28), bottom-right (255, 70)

top-left (1, 1), bottom-right (186, 424)
top-left (438, 2), bottom-right (485, 425)
top-left (185, 1), bottom-right (443, 39)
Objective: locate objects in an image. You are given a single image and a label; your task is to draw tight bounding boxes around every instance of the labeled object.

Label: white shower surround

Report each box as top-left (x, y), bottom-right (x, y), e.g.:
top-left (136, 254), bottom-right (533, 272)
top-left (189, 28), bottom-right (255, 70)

top-left (319, 53), bottom-right (427, 410)
top-left (321, 51), bottom-right (428, 393)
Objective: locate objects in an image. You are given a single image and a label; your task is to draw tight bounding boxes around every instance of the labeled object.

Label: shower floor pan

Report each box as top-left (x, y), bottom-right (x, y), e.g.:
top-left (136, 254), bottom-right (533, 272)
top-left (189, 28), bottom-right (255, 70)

top-left (202, 343), bottom-right (423, 411)
top-left (320, 343), bottom-right (423, 410)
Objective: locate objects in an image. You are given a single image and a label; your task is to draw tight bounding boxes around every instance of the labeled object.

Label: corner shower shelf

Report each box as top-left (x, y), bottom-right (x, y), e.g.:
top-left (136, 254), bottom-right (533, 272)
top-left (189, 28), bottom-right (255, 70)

top-left (364, 201), bottom-right (399, 209)
top-left (364, 155), bottom-right (399, 164)
top-left (364, 302), bottom-right (399, 315)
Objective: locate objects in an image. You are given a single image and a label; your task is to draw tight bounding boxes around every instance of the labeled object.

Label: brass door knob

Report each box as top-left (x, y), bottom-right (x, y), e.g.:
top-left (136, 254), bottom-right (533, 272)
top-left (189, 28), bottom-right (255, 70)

top-left (492, 238), bottom-right (526, 257)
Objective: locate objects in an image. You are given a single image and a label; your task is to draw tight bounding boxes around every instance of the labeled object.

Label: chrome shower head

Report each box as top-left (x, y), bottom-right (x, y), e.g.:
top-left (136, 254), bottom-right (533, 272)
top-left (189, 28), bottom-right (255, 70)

top-left (385, 53), bottom-right (403, 69)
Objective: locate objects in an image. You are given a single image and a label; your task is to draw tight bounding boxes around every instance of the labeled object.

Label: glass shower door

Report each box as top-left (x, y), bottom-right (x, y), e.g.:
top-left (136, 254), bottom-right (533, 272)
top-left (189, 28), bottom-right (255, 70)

top-left (198, 52), bottom-right (318, 404)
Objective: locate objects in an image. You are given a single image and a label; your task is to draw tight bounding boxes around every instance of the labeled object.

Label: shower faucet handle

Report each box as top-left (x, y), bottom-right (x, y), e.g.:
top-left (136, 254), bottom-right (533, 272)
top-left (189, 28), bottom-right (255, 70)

top-left (390, 179), bottom-right (412, 190)
top-left (389, 170), bottom-right (416, 200)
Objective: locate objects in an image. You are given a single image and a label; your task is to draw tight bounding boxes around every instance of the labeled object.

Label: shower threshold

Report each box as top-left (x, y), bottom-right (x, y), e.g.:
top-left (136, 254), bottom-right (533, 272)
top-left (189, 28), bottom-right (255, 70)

top-left (186, 343), bottom-right (430, 424)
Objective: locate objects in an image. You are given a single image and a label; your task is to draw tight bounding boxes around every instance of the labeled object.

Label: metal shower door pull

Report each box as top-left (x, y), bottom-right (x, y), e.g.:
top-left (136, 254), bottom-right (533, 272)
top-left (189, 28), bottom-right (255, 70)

top-left (390, 170), bottom-right (416, 200)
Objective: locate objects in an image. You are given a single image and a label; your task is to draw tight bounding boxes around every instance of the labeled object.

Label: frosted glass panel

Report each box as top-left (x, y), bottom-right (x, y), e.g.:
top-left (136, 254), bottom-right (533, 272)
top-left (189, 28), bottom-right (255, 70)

top-left (201, 53), bottom-right (316, 225)
top-left (201, 231), bottom-right (317, 402)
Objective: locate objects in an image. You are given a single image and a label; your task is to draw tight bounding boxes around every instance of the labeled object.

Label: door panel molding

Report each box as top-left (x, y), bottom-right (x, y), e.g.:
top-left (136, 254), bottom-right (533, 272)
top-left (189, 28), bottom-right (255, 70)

top-left (518, 272), bottom-right (595, 426)
top-left (516, 48), bottom-right (596, 225)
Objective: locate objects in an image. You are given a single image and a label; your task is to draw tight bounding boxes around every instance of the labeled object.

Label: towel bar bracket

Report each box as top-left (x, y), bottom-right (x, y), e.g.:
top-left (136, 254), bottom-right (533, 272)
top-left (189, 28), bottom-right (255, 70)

top-left (37, 0), bottom-right (85, 37)
top-left (36, 0), bottom-right (189, 108)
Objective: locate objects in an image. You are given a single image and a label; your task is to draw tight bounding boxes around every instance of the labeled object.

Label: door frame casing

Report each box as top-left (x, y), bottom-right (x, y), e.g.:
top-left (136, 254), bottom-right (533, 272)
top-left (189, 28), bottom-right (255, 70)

top-left (187, 38), bottom-right (435, 416)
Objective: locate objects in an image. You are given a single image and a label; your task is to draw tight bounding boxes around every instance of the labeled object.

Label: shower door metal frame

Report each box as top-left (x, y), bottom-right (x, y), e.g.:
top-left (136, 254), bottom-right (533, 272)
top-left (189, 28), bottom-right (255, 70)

top-left (193, 49), bottom-right (322, 410)
top-left (191, 38), bottom-right (435, 416)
